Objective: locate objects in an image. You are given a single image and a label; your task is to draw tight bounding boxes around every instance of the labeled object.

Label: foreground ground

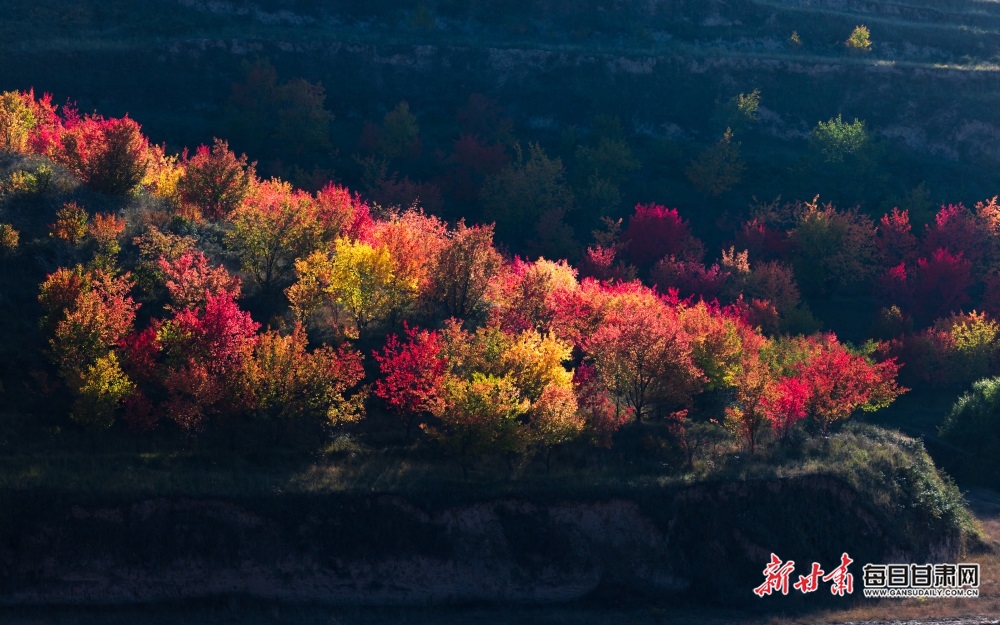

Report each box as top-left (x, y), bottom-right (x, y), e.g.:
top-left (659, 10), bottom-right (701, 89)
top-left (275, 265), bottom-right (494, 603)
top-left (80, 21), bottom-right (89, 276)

top-left (0, 432), bottom-right (994, 624)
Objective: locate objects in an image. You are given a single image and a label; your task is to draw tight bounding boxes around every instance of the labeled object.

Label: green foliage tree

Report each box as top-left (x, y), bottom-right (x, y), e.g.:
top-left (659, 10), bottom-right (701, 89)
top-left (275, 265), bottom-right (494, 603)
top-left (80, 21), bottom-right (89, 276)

top-left (735, 89), bottom-right (761, 122)
top-left (227, 60), bottom-right (334, 163)
top-left (381, 101), bottom-right (420, 160)
top-left (685, 128), bottom-right (746, 197)
top-left (73, 353), bottom-right (134, 429)
top-left (0, 91), bottom-right (35, 153)
top-left (425, 372), bottom-right (530, 477)
top-left (481, 143), bottom-right (575, 243)
top-left (810, 115), bottom-right (870, 164)
top-left (939, 376), bottom-right (1000, 465)
top-left (790, 198), bottom-right (877, 295)
top-left (846, 25), bottom-right (872, 51)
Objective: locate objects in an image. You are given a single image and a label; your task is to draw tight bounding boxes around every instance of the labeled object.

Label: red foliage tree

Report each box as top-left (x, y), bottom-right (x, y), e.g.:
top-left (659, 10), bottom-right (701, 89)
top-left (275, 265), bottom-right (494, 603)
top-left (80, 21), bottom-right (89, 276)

top-left (572, 363), bottom-right (632, 447)
top-left (876, 208), bottom-right (917, 267)
top-left (370, 175), bottom-right (444, 214)
top-left (442, 133), bottom-right (509, 203)
top-left (315, 183), bottom-right (374, 241)
top-left (651, 257), bottom-right (727, 301)
top-left (46, 115), bottom-right (150, 195)
top-left (373, 323), bottom-right (449, 434)
top-left (790, 336), bottom-right (904, 432)
top-left (585, 291), bottom-right (705, 421)
top-left (734, 218), bottom-right (793, 262)
top-left (622, 203), bottom-right (704, 268)
top-left (763, 376), bottom-right (809, 439)
top-left (486, 258), bottom-right (578, 334)
top-left (151, 293), bottom-right (260, 431)
top-left (158, 252), bottom-right (242, 310)
top-left (877, 262), bottom-right (914, 312)
top-left (912, 248), bottom-right (972, 323)
top-left (177, 138), bottom-right (256, 220)
top-left (923, 204), bottom-right (987, 267)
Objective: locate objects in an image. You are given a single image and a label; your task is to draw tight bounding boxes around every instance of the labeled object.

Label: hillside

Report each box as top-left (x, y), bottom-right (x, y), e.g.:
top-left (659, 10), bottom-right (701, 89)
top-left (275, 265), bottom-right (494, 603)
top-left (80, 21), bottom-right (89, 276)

top-left (1, 2), bottom-right (999, 622)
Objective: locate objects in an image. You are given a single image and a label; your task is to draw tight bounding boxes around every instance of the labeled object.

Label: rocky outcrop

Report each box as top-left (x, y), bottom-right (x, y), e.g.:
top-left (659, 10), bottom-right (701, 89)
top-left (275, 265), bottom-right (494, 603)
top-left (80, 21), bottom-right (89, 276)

top-left (0, 475), bottom-right (960, 606)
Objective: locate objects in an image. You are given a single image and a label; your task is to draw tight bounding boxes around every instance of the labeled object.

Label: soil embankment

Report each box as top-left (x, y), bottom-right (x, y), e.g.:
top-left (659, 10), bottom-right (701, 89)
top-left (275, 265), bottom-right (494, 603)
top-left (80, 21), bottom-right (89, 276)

top-left (0, 475), bottom-right (960, 606)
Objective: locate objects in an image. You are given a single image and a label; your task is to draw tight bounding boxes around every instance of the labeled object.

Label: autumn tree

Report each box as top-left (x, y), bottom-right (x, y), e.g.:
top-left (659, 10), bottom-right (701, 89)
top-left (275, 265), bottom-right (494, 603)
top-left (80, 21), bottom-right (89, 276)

top-left (428, 220), bottom-right (503, 318)
top-left (623, 203), bottom-right (704, 269)
top-left (158, 252), bottom-right (241, 310)
top-left (762, 376), bottom-right (810, 440)
top-left (573, 362), bottom-right (632, 447)
top-left (585, 290), bottom-right (704, 422)
top-left (0, 91), bottom-right (36, 153)
top-left (725, 350), bottom-right (775, 452)
top-left (87, 213), bottom-right (126, 268)
top-left (287, 239), bottom-right (399, 340)
top-left (368, 209), bottom-right (447, 321)
top-left (884, 249), bottom-right (973, 324)
top-left (227, 179), bottom-right (321, 291)
top-left (486, 258), bottom-right (579, 334)
top-left (0, 223), bottom-right (18, 253)
top-left (74, 353), bottom-right (134, 429)
top-left (790, 198), bottom-right (876, 295)
top-left (425, 373), bottom-right (530, 477)
top-left (131, 226), bottom-right (198, 294)
top-left (922, 204), bottom-right (989, 269)
top-left (779, 335), bottom-right (904, 432)
top-left (373, 323), bottom-right (449, 435)
top-left (148, 293), bottom-right (260, 431)
top-left (51, 116), bottom-right (151, 195)
top-left (314, 183), bottom-right (374, 241)
top-left (40, 267), bottom-right (138, 427)
top-left (423, 321), bottom-right (581, 471)
top-left (178, 139), bottom-right (256, 220)
top-left (50, 202), bottom-right (89, 244)
top-left (876, 208), bottom-right (918, 267)
top-left (242, 324), bottom-right (366, 426)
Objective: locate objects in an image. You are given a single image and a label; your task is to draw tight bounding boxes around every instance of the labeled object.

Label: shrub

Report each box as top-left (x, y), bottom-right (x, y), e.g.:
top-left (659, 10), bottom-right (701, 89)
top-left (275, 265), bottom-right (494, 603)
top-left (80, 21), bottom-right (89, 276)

top-left (846, 25), bottom-right (872, 51)
top-left (940, 377), bottom-right (1000, 466)
top-left (810, 115), bottom-right (870, 164)
top-left (0, 223), bottom-right (19, 252)
top-left (0, 91), bottom-right (36, 153)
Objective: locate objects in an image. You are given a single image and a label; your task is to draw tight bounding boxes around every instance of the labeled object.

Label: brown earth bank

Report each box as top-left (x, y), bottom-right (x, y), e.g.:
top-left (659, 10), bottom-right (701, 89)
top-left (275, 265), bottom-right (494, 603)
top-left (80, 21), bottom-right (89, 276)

top-left (0, 475), bottom-right (961, 608)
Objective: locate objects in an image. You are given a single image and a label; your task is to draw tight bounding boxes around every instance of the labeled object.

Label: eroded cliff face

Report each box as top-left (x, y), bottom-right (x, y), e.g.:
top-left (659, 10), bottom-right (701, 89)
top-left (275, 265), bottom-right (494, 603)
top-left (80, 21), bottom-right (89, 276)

top-left (0, 475), bottom-right (960, 606)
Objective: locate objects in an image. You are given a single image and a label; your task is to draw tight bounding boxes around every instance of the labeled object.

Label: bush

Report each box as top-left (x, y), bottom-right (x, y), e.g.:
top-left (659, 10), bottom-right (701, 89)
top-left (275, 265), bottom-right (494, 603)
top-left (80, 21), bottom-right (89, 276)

top-left (940, 377), bottom-right (1000, 465)
top-left (846, 25), bottom-right (872, 51)
top-left (810, 115), bottom-right (870, 164)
